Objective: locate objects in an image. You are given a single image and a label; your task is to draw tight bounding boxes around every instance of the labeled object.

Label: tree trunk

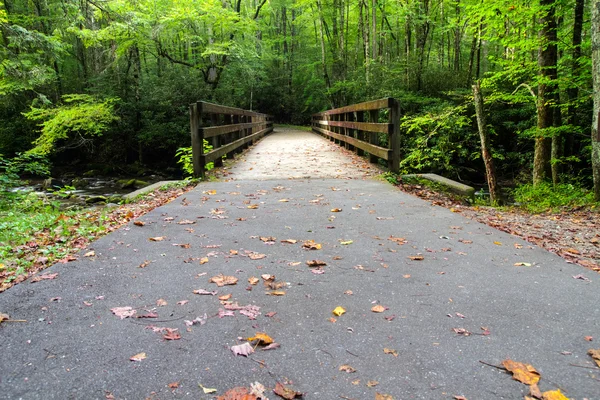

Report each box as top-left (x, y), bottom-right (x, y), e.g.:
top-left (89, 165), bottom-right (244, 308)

top-left (591, 0), bottom-right (600, 200)
top-left (566, 0), bottom-right (585, 156)
top-left (533, 0), bottom-right (557, 186)
top-left (472, 81), bottom-right (500, 205)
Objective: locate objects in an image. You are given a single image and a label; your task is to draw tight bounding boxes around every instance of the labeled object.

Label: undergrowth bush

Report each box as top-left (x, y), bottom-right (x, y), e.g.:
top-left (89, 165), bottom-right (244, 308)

top-left (513, 183), bottom-right (596, 213)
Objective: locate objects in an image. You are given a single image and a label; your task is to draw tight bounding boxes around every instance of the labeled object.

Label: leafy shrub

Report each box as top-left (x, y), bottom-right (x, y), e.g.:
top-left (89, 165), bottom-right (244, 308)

top-left (175, 140), bottom-right (214, 178)
top-left (513, 183), bottom-right (596, 213)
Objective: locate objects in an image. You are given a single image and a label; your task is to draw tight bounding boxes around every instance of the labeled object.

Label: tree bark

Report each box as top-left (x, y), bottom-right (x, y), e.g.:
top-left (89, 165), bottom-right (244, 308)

top-left (566, 0), bottom-right (585, 156)
top-left (591, 0), bottom-right (600, 200)
top-left (533, 0), bottom-right (557, 186)
top-left (472, 81), bottom-right (500, 205)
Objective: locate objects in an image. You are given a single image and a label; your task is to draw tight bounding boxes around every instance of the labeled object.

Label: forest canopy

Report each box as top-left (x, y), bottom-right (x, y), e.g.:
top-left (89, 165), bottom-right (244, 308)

top-left (0, 0), bottom-right (598, 199)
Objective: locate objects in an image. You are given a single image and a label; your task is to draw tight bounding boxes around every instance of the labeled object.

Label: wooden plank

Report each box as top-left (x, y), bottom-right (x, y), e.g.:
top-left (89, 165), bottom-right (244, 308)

top-left (200, 122), bottom-right (269, 138)
top-left (204, 127), bottom-right (272, 163)
top-left (198, 101), bottom-right (269, 117)
top-left (315, 120), bottom-right (391, 134)
top-left (189, 102), bottom-right (205, 179)
top-left (317, 98), bottom-right (393, 116)
top-left (313, 126), bottom-right (390, 160)
top-left (388, 98), bottom-right (401, 173)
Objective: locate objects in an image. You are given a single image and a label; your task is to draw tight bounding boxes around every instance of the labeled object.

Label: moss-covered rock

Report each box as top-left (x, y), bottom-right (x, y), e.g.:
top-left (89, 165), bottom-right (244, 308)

top-left (85, 195), bottom-right (107, 204)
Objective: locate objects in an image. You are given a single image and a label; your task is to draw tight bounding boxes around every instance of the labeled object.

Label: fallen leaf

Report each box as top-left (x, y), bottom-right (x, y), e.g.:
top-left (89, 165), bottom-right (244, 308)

top-left (250, 382), bottom-right (268, 397)
top-left (262, 343), bottom-right (280, 350)
top-left (333, 306), bottom-right (346, 316)
top-left (173, 243), bottom-right (190, 248)
top-left (265, 311), bottom-right (277, 317)
top-left (84, 250), bottom-right (96, 257)
top-left (217, 387), bottom-right (255, 400)
top-left (339, 364), bottom-right (356, 373)
top-left (163, 328), bottom-right (181, 340)
top-left (177, 219), bottom-right (195, 225)
top-left (167, 382), bottom-right (179, 389)
top-left (30, 273), bottom-right (58, 282)
top-left (248, 332), bottom-right (274, 345)
top-left (453, 397), bottom-right (467, 400)
top-left (209, 274), bottom-right (238, 287)
top-left (384, 348), bottom-right (398, 357)
top-left (248, 277), bottom-right (259, 285)
top-left (366, 380), bottom-right (379, 387)
top-left (573, 274), bottom-right (591, 282)
top-left (193, 289), bottom-right (218, 295)
top-left (585, 336), bottom-right (594, 341)
top-left (249, 252), bottom-right (266, 260)
top-left (130, 352), bottom-right (146, 362)
top-left (177, 300), bottom-right (189, 305)
top-left (260, 236), bottom-right (276, 242)
top-left (452, 328), bottom-right (471, 336)
top-left (494, 241), bottom-right (502, 245)
top-left (302, 241), bottom-right (322, 250)
top-left (267, 290), bottom-right (286, 296)
top-left (279, 199), bottom-right (289, 202)
top-left (261, 274), bottom-right (275, 282)
top-left (306, 260), bottom-right (327, 267)
top-left (133, 221), bottom-right (145, 226)
top-left (267, 281), bottom-right (287, 290)
top-left (219, 294), bottom-right (232, 301)
top-left (199, 257), bottom-right (209, 264)
top-left (340, 240), bottom-right (353, 245)
top-left (156, 298), bottom-right (168, 306)
top-left (375, 393), bottom-right (394, 400)
top-left (529, 384), bottom-right (542, 399)
top-left (218, 309), bottom-right (235, 318)
top-left (403, 274), bottom-right (411, 279)
top-left (408, 255), bottom-right (424, 261)
top-left (501, 359), bottom-right (540, 385)
top-left (514, 262), bottom-right (532, 267)
top-left (588, 349), bottom-right (600, 367)
top-left (371, 305), bottom-right (386, 313)
top-left (331, 208), bottom-right (343, 212)
top-left (231, 342), bottom-right (254, 357)
top-left (273, 382), bottom-right (302, 399)
top-left (351, 379), bottom-right (360, 385)
top-left (139, 260), bottom-right (151, 268)
top-left (111, 306), bottom-right (136, 319)
top-left (149, 237), bottom-right (164, 241)
top-left (0, 312), bottom-right (10, 323)
top-left (247, 204), bottom-right (259, 209)
top-left (541, 389), bottom-right (569, 400)
top-left (388, 236), bottom-right (407, 245)
top-left (229, 249), bottom-right (238, 255)
top-left (344, 290), bottom-right (353, 295)
top-left (281, 239), bottom-right (297, 244)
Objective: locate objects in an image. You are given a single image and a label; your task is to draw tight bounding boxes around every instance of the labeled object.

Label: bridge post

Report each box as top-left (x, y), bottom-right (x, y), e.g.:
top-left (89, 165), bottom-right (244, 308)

top-left (190, 102), bottom-right (206, 179)
top-left (388, 98), bottom-right (401, 173)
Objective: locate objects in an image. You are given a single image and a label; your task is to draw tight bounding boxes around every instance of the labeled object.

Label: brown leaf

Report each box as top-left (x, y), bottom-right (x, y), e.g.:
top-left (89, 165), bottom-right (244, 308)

top-left (330, 208), bottom-right (343, 212)
top-left (148, 236), bottom-right (165, 241)
top-left (375, 394), bottom-right (394, 400)
top-left (302, 241), bottom-right (322, 250)
top-left (388, 236), bottom-right (407, 245)
top-left (248, 276), bottom-right (259, 285)
top-left (167, 382), bottom-right (179, 389)
top-left (273, 382), bottom-right (302, 399)
top-left (219, 294), bottom-right (232, 301)
top-left (193, 289), bottom-right (218, 295)
top-left (281, 239), bottom-right (298, 244)
top-left (84, 250), bottom-right (96, 257)
top-left (408, 255), bottom-right (424, 261)
top-left (231, 342), bottom-right (254, 357)
top-left (585, 336), bottom-right (594, 341)
top-left (133, 220), bottom-right (145, 226)
top-left (453, 397), bottom-right (467, 400)
top-left (267, 290), bottom-right (286, 296)
top-left (209, 274), bottom-right (238, 287)
top-left (249, 252), bottom-right (266, 260)
top-left (267, 281), bottom-right (287, 290)
top-left (265, 311), bottom-right (277, 317)
top-left (138, 260), bottom-right (151, 268)
top-left (366, 380), bottom-right (379, 387)
top-left (261, 274), bottom-right (275, 282)
top-left (177, 219), bottom-right (195, 225)
top-left (306, 260), bottom-right (327, 267)
top-left (163, 328), bottom-right (181, 340)
top-left (247, 204), bottom-right (259, 209)
top-left (339, 364), bottom-right (356, 373)
top-left (501, 359), bottom-right (541, 385)
top-left (111, 306), bottom-right (136, 319)
top-left (262, 343), bottom-right (280, 350)
top-left (217, 387), bottom-right (257, 400)
top-left (156, 298), bottom-right (168, 307)
top-left (260, 236), bottom-right (276, 242)
top-left (588, 349), bottom-right (600, 367)
top-left (199, 257), bottom-right (209, 265)
top-left (0, 312), bottom-right (10, 323)
top-left (371, 305), bottom-right (386, 313)
top-left (172, 243), bottom-right (190, 248)
top-left (452, 328), bottom-right (471, 336)
top-left (529, 384), bottom-right (542, 399)
top-left (30, 273), bottom-right (58, 283)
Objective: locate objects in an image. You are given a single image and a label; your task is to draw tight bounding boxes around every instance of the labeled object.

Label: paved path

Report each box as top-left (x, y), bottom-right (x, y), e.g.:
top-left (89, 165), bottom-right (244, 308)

top-left (2, 128), bottom-right (600, 400)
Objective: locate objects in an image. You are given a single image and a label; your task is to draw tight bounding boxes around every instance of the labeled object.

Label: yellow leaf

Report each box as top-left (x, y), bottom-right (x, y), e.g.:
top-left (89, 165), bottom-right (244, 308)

top-left (199, 257), bottom-right (209, 265)
top-left (218, 294), bottom-right (232, 301)
top-left (494, 241), bottom-right (502, 246)
top-left (514, 262), bottom-right (532, 267)
top-left (331, 208), bottom-right (343, 212)
top-left (371, 305), bottom-right (386, 313)
top-left (279, 199), bottom-right (289, 202)
top-left (248, 332), bottom-right (273, 345)
top-left (340, 240), bottom-right (353, 245)
top-left (149, 236), bottom-right (164, 241)
top-left (383, 348), bottom-right (398, 357)
top-left (366, 380), bottom-right (379, 387)
top-left (198, 384), bottom-right (217, 394)
top-left (248, 276), bottom-right (259, 285)
top-left (408, 255), bottom-right (424, 261)
top-left (130, 352), bottom-right (146, 362)
top-left (339, 364), bottom-right (356, 373)
top-left (84, 250), bottom-right (96, 257)
top-left (267, 290), bottom-right (286, 296)
top-left (247, 204), bottom-right (259, 209)
top-left (501, 359), bottom-right (540, 385)
top-left (333, 306), bottom-right (346, 316)
top-left (375, 394), bottom-right (394, 400)
top-left (541, 389), bottom-right (569, 400)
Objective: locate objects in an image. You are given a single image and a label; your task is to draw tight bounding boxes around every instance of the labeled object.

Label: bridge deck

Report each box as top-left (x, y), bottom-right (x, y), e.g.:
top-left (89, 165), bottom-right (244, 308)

top-left (1, 128), bottom-right (599, 399)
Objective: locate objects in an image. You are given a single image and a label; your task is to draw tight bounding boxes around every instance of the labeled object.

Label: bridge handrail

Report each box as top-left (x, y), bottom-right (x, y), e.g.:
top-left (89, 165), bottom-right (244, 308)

top-left (190, 101), bottom-right (273, 179)
top-left (311, 97), bottom-right (401, 173)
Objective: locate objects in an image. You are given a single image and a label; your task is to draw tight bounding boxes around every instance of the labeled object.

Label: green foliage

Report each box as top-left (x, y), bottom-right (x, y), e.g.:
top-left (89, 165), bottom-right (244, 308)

top-left (0, 153), bottom-right (50, 193)
top-left (175, 140), bottom-right (214, 178)
top-left (23, 94), bottom-right (119, 155)
top-left (513, 183), bottom-right (597, 213)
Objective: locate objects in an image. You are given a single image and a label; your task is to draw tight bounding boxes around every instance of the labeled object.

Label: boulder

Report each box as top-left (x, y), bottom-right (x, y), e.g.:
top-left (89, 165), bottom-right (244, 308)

top-left (42, 177), bottom-right (64, 190)
top-left (85, 195), bottom-right (107, 204)
top-left (71, 178), bottom-right (88, 189)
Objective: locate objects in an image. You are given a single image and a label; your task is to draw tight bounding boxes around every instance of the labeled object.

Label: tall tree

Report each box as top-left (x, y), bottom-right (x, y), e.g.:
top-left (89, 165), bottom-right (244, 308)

top-left (592, 0), bottom-right (600, 200)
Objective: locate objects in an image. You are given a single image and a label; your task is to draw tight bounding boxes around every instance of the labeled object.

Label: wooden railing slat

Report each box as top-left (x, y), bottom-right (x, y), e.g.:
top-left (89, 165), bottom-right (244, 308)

top-left (313, 126), bottom-right (390, 160)
top-left (315, 120), bottom-right (391, 134)
top-left (201, 121), bottom-right (270, 138)
top-left (313, 98), bottom-right (393, 116)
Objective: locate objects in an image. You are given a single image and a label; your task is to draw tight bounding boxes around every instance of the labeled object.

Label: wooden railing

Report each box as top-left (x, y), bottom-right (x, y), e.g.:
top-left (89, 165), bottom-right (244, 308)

top-left (189, 101), bottom-right (273, 179)
top-left (311, 98), bottom-right (401, 173)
